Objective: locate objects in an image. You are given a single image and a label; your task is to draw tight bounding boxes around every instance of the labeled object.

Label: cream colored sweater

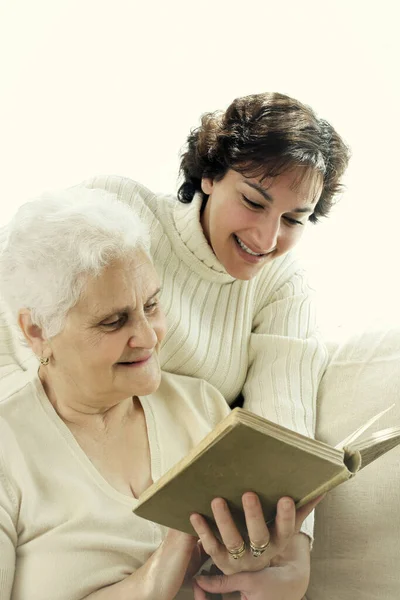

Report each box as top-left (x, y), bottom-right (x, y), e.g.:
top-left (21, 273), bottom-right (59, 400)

top-left (0, 176), bottom-right (327, 438)
top-left (0, 176), bottom-right (325, 546)
top-left (0, 371), bottom-right (230, 600)
top-left (83, 176), bottom-right (327, 437)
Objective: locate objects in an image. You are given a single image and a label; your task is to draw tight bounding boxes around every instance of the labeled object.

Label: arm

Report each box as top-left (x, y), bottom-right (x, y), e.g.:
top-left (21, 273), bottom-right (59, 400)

top-left (82, 529), bottom-right (199, 600)
top-left (244, 266), bottom-right (328, 433)
top-left (243, 265), bottom-right (328, 542)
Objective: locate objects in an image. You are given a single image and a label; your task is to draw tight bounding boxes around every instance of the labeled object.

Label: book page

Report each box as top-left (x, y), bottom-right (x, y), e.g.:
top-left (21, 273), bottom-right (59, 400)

top-left (335, 404), bottom-right (395, 449)
top-left (350, 426), bottom-right (400, 469)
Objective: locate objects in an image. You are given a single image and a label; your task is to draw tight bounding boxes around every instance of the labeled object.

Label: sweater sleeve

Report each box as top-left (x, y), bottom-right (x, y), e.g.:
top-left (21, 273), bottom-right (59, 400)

top-left (0, 438), bottom-right (18, 598)
top-left (243, 268), bottom-right (327, 435)
top-left (242, 269), bottom-right (328, 543)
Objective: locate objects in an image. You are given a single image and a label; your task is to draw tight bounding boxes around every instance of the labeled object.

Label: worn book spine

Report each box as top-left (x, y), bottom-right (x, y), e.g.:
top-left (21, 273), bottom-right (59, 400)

top-left (296, 468), bottom-right (352, 508)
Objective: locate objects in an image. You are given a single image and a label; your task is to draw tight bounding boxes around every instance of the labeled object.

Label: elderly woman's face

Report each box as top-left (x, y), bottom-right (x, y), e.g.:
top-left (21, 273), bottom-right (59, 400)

top-left (48, 250), bottom-right (166, 404)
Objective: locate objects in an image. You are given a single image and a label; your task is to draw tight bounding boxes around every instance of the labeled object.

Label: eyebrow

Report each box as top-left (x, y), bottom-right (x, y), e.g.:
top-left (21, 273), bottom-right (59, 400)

top-left (244, 181), bottom-right (315, 214)
top-left (95, 287), bottom-right (161, 321)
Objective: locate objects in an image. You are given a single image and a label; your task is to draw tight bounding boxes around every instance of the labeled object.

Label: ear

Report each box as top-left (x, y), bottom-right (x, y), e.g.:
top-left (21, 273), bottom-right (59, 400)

top-left (18, 309), bottom-right (51, 360)
top-left (201, 177), bottom-right (214, 195)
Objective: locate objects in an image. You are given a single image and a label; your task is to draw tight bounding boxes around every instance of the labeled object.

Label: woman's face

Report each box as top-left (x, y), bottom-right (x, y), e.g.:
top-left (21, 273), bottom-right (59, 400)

top-left (47, 250), bottom-right (166, 406)
top-left (200, 168), bottom-right (322, 280)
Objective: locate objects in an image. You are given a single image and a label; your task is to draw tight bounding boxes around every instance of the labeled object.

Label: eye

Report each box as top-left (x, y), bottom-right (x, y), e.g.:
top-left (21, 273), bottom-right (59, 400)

top-left (283, 216), bottom-right (304, 226)
top-left (102, 314), bottom-right (128, 329)
top-left (242, 195), bottom-right (263, 210)
top-left (145, 300), bottom-right (159, 314)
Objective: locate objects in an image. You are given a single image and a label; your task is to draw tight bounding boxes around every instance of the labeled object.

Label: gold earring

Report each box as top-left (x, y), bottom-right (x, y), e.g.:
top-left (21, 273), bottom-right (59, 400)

top-left (39, 356), bottom-right (50, 366)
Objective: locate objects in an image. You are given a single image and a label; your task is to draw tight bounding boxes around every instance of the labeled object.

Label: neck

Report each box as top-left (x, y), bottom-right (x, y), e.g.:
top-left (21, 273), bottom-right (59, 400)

top-left (39, 366), bottom-right (137, 430)
top-left (199, 197), bottom-right (211, 246)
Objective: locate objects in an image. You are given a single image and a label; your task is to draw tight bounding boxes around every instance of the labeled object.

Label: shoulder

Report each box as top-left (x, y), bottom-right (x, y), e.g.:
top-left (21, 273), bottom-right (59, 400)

top-left (79, 175), bottom-right (175, 215)
top-left (80, 174), bottom-right (154, 199)
top-left (77, 175), bottom-right (177, 243)
top-left (0, 378), bottom-right (36, 425)
top-left (252, 252), bottom-right (312, 307)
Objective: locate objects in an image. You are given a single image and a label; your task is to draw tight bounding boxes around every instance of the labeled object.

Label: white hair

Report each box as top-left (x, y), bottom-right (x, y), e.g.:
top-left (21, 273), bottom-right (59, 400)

top-left (0, 186), bottom-right (151, 338)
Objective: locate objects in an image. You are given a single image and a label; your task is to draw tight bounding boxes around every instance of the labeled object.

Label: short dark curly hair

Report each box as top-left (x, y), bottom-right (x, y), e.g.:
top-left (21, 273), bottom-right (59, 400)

top-left (178, 92), bottom-right (350, 223)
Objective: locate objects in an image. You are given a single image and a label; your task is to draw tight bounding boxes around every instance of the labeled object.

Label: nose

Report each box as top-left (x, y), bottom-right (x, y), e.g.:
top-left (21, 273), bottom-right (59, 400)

top-left (255, 216), bottom-right (280, 253)
top-left (127, 316), bottom-right (158, 349)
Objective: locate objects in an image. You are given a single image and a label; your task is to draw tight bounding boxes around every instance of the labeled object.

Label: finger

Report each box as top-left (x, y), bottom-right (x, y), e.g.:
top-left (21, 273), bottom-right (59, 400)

top-left (210, 497), bottom-right (245, 554)
top-left (273, 497), bottom-right (296, 551)
top-left (196, 539), bottom-right (210, 565)
top-left (295, 494), bottom-right (326, 532)
top-left (242, 492), bottom-right (271, 547)
top-left (189, 512), bottom-right (225, 561)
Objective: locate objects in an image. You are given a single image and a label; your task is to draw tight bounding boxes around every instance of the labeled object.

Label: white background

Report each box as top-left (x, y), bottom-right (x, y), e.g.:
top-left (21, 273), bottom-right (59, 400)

top-left (1, 0), bottom-right (399, 338)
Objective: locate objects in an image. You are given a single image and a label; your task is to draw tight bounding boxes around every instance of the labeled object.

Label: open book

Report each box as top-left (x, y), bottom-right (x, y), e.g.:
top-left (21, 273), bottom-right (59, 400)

top-left (133, 406), bottom-right (400, 537)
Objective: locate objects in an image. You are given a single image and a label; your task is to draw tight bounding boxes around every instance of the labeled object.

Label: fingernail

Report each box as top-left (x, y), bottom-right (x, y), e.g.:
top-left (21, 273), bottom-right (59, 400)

top-left (212, 497), bottom-right (227, 511)
top-left (282, 499), bottom-right (293, 510)
top-left (243, 493), bottom-right (257, 507)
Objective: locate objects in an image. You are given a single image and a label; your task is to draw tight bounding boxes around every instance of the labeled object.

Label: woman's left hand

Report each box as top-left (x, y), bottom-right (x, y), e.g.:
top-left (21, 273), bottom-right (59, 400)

top-left (189, 492), bottom-right (321, 576)
top-left (192, 532), bottom-right (311, 600)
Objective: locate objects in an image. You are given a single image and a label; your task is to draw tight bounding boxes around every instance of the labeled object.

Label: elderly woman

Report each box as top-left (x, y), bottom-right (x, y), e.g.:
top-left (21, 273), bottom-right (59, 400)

top-left (0, 188), bottom-right (318, 600)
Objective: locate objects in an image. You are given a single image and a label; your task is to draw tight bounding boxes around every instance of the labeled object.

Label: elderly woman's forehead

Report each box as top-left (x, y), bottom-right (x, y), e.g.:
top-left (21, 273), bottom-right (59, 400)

top-left (75, 257), bottom-right (158, 309)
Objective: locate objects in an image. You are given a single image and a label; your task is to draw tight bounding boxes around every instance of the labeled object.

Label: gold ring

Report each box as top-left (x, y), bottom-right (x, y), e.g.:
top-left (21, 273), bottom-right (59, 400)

top-left (227, 541), bottom-right (246, 560)
top-left (250, 539), bottom-right (270, 558)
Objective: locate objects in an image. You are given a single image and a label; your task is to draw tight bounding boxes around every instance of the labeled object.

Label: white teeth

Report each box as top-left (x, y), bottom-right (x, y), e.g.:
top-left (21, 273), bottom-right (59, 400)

top-left (235, 235), bottom-right (264, 256)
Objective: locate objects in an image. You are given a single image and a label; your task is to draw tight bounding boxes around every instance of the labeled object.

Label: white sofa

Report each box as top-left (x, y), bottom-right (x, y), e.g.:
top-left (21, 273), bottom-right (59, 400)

top-left (1, 297), bottom-right (399, 598)
top-left (307, 326), bottom-right (400, 599)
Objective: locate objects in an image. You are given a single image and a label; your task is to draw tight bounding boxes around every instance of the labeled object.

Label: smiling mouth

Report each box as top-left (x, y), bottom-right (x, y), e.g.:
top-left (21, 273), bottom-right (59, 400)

top-left (117, 355), bottom-right (152, 366)
top-left (234, 234), bottom-right (266, 257)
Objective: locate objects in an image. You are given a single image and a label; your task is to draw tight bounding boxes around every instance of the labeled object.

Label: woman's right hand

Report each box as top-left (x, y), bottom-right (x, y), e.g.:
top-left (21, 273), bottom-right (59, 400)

top-left (189, 492), bottom-right (321, 577)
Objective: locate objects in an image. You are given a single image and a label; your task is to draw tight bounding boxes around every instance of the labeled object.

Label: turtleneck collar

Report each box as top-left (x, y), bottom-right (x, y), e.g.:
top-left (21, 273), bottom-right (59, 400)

top-left (172, 193), bottom-right (236, 284)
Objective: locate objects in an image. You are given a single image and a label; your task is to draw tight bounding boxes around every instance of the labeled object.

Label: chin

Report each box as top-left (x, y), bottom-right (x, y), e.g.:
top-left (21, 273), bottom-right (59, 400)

top-left (134, 373), bottom-right (162, 397)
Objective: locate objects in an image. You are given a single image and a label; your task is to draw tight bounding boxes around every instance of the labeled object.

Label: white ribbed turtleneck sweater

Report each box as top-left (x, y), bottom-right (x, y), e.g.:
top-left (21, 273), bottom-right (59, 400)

top-left (84, 176), bottom-right (327, 439)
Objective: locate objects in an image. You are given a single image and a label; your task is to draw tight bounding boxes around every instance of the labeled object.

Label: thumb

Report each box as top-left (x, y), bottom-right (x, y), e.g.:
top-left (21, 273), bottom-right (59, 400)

top-left (195, 572), bottom-right (247, 594)
top-left (295, 494), bottom-right (326, 531)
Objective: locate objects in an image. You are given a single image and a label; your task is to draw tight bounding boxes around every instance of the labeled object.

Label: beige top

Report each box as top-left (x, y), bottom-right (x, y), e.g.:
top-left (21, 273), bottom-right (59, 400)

top-left (0, 371), bottom-right (230, 600)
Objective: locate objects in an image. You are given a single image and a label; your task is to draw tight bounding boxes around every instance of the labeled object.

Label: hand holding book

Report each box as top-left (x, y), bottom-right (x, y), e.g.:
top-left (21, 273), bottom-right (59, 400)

top-left (189, 492), bottom-right (322, 575)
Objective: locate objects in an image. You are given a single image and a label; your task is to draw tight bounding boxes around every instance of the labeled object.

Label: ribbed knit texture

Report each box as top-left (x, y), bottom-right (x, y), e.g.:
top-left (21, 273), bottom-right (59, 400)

top-left (82, 176), bottom-right (328, 438)
top-left (0, 371), bottom-right (229, 600)
top-left (0, 175), bottom-right (326, 543)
